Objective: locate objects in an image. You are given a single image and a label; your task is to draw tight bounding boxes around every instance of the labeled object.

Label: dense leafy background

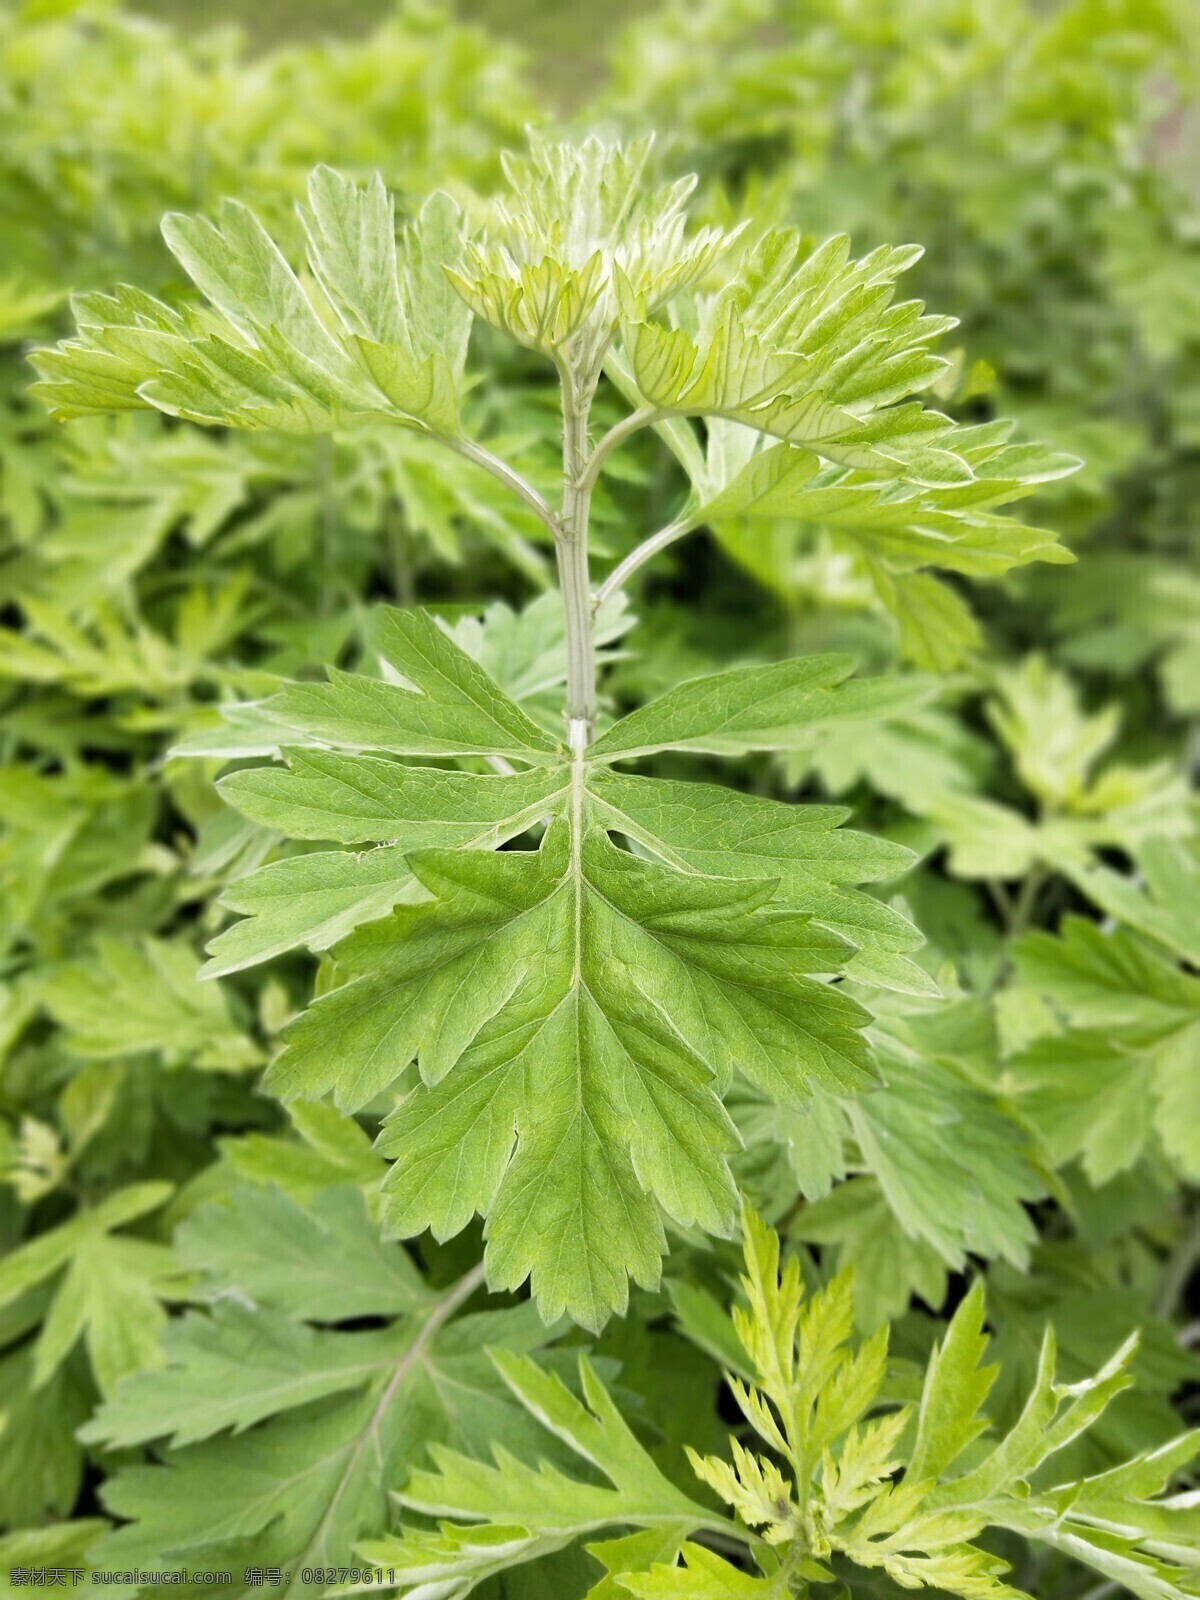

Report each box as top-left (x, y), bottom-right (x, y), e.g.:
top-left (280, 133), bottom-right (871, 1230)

top-left (1, 1), bottom-right (1198, 1595)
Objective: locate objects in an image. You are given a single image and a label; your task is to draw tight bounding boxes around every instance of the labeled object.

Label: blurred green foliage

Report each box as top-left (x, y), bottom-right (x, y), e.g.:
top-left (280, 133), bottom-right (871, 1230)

top-left (1, 0), bottom-right (1198, 1594)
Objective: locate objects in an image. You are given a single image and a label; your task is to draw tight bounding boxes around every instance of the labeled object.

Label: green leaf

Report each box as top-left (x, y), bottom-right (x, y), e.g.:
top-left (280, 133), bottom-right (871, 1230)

top-left (846, 1046), bottom-right (1045, 1268)
top-left (81, 1300), bottom-right (408, 1449)
top-left (692, 421), bottom-right (1074, 595)
top-left (264, 607), bottom-right (563, 761)
top-left (1063, 836), bottom-right (1200, 968)
top-left (0, 1182), bottom-right (172, 1307)
top-left (359, 1352), bottom-right (717, 1593)
top-left (365, 1203), bottom-right (1200, 1600)
top-left (450, 134), bottom-right (736, 373)
top-left (697, 437), bottom-right (823, 521)
top-left (616, 224), bottom-right (1071, 576)
top-left (214, 1101), bottom-right (388, 1201)
top-left (928, 1326), bottom-right (1136, 1507)
top-left (162, 199), bottom-right (348, 373)
top-left (619, 1544), bottom-right (781, 1596)
top-left (298, 167), bottom-right (409, 350)
top-left (206, 759), bottom-right (566, 977)
top-left (173, 1184), bottom-right (430, 1321)
top-left (0, 764), bottom-right (156, 953)
top-left (300, 176), bottom-right (472, 435)
top-left (218, 750), bottom-right (566, 846)
top-left (587, 1529), bottom-right (689, 1599)
top-left (733, 1198), bottom-right (804, 1426)
top-left (588, 769), bottom-right (928, 993)
top-left (404, 1349), bottom-right (706, 1523)
top-left (31, 172), bottom-right (472, 437)
top-left (202, 848), bottom-right (423, 979)
top-left (32, 1231), bottom-right (187, 1398)
top-left (666, 1281), bottom-right (756, 1383)
top-left (338, 819), bottom-right (872, 1327)
top-left (984, 1260), bottom-right (1199, 1474)
top-left (791, 1177), bottom-right (948, 1330)
top-left (0, 1521), bottom-right (106, 1595)
top-left (206, 608), bottom-right (903, 1328)
top-left (781, 702), bottom-right (988, 815)
top-left (0, 1347), bottom-right (89, 1528)
top-left (908, 1281), bottom-right (998, 1483)
top-left (985, 655), bottom-right (1118, 810)
top-left (924, 665), bottom-right (1192, 881)
top-left (84, 1186), bottom-right (566, 1591)
top-left (920, 792), bottom-right (1043, 880)
top-left (1013, 918), bottom-right (1200, 1044)
top-left (619, 231), bottom-right (948, 450)
top-left (867, 565), bottom-right (982, 672)
top-left (34, 936), bottom-right (261, 1070)
top-left (589, 656), bottom-right (930, 761)
top-left (0, 1182), bottom-right (186, 1396)
top-left (1006, 918), bottom-right (1200, 1181)
top-left (1004, 1031), bottom-right (1154, 1184)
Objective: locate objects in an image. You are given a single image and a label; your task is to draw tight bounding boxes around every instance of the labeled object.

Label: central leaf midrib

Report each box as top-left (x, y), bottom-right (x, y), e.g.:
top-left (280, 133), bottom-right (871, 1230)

top-left (569, 752), bottom-right (586, 989)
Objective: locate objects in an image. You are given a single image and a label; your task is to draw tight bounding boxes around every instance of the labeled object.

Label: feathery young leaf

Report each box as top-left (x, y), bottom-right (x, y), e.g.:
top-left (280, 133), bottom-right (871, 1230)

top-left (30, 172), bottom-right (471, 437)
top-left (360, 1351), bottom-right (717, 1595)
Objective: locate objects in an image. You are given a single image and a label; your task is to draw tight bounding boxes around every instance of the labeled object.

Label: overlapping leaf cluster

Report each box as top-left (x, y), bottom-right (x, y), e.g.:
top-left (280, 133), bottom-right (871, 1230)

top-left (77, 1181), bottom-right (574, 1592)
top-left (206, 604), bottom-right (927, 1328)
top-left (1, 3), bottom-right (1198, 1596)
top-left (365, 1204), bottom-right (1200, 1599)
top-left (26, 134), bottom-right (1087, 1330)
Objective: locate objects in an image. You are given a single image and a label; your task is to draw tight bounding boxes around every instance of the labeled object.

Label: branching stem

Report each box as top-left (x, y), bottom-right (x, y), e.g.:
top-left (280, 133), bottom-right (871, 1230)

top-left (441, 419), bottom-right (600, 737)
top-left (1008, 863), bottom-right (1049, 939)
top-left (573, 405), bottom-right (659, 495)
top-left (594, 515), bottom-right (695, 609)
top-left (444, 391), bottom-right (675, 744)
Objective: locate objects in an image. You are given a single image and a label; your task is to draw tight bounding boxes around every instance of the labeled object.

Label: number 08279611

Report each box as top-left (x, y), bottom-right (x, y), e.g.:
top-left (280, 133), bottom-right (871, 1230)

top-left (298, 1572), bottom-right (394, 1586)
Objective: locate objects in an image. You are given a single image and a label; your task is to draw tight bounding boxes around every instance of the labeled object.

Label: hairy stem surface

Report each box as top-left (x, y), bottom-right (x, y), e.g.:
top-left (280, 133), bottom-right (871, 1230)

top-left (558, 383), bottom-right (598, 741)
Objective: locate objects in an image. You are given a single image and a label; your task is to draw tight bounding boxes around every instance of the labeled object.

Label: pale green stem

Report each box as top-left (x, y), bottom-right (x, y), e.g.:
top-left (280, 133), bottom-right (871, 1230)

top-left (444, 432), bottom-right (561, 540)
top-left (573, 405), bottom-right (660, 496)
top-left (594, 515), bottom-right (695, 609)
top-left (433, 415), bottom-right (598, 739)
top-left (559, 533), bottom-right (595, 743)
top-left (558, 384), bottom-right (597, 742)
top-left (1008, 862), bottom-right (1049, 938)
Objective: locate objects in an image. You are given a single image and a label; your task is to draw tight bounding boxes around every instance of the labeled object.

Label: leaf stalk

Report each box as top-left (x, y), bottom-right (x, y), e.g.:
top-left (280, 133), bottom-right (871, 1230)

top-left (594, 514), bottom-right (695, 609)
top-left (445, 433), bottom-right (561, 539)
